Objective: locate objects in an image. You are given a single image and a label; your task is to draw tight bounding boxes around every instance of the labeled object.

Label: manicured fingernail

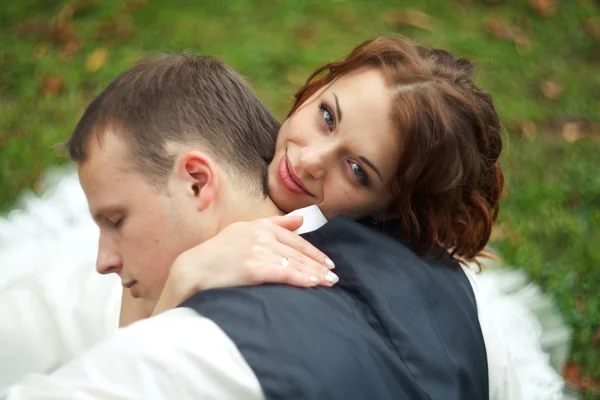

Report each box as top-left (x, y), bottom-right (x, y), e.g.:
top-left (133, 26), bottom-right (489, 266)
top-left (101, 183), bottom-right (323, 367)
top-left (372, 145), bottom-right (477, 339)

top-left (310, 276), bottom-right (320, 284)
top-left (325, 271), bottom-right (339, 284)
top-left (325, 257), bottom-right (335, 269)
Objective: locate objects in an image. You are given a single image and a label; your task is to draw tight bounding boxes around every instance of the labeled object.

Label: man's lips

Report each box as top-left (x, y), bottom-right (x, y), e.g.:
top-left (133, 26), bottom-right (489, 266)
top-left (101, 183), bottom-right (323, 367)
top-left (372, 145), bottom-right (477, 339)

top-left (278, 155), bottom-right (312, 196)
top-left (122, 280), bottom-right (136, 289)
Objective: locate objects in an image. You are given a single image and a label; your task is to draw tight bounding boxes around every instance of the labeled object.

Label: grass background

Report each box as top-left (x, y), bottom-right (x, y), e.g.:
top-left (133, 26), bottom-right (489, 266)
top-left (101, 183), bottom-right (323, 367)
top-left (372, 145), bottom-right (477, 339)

top-left (1, 0), bottom-right (599, 397)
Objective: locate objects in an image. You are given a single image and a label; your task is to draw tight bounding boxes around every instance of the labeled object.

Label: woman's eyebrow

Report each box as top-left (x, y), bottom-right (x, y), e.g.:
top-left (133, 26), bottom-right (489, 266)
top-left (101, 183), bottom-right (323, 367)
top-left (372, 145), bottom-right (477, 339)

top-left (333, 93), bottom-right (343, 122)
top-left (359, 156), bottom-right (383, 182)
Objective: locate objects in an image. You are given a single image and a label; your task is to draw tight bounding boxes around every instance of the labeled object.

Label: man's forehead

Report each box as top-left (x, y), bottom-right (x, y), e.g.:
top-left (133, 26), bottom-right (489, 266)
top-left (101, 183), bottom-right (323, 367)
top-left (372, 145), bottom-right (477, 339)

top-left (85, 128), bottom-right (129, 164)
top-left (77, 132), bottom-right (132, 211)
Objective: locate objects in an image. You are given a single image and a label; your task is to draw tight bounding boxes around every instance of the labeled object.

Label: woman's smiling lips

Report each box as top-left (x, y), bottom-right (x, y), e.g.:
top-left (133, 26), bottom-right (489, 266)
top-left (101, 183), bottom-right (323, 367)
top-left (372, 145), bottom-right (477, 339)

top-left (278, 155), bottom-right (313, 196)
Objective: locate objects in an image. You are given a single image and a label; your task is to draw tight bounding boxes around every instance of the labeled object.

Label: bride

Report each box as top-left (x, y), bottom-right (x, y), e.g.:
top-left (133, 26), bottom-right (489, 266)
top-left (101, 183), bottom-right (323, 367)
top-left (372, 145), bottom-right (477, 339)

top-left (0, 36), bottom-right (568, 399)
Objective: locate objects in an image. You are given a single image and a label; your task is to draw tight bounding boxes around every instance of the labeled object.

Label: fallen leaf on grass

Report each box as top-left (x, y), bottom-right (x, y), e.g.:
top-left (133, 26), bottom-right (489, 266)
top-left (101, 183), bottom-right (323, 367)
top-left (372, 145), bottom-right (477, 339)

top-left (593, 328), bottom-right (600, 344)
top-left (562, 122), bottom-right (583, 143)
top-left (60, 39), bottom-right (79, 60)
top-left (96, 15), bottom-right (134, 42)
top-left (575, 296), bottom-right (586, 312)
top-left (485, 15), bottom-right (514, 40)
top-left (32, 44), bottom-right (49, 60)
top-left (286, 70), bottom-right (307, 86)
top-left (293, 23), bottom-right (315, 49)
top-left (565, 359), bottom-right (600, 393)
top-left (580, 377), bottom-right (600, 392)
top-left (515, 13), bottom-right (532, 32)
top-left (121, 0), bottom-right (149, 13)
top-left (17, 20), bottom-right (79, 57)
top-left (56, 2), bottom-right (78, 27)
top-left (16, 1), bottom-right (96, 60)
top-left (16, 9), bottom-right (81, 60)
top-left (383, 10), bottom-right (436, 32)
top-left (520, 119), bottom-right (537, 141)
top-left (485, 14), bottom-right (530, 46)
top-left (40, 75), bottom-right (64, 97)
top-left (568, 194), bottom-right (582, 211)
top-left (584, 17), bottom-right (600, 43)
top-left (540, 79), bottom-right (564, 100)
top-left (52, 0), bottom-right (94, 59)
top-left (529, 0), bottom-right (558, 17)
top-left (563, 362), bottom-right (583, 389)
top-left (57, 0), bottom-right (97, 25)
top-left (86, 48), bottom-right (108, 72)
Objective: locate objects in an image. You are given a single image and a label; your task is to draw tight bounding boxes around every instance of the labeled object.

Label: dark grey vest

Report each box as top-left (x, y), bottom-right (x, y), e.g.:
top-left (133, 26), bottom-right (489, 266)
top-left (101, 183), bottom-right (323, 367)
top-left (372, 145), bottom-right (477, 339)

top-left (181, 216), bottom-right (488, 399)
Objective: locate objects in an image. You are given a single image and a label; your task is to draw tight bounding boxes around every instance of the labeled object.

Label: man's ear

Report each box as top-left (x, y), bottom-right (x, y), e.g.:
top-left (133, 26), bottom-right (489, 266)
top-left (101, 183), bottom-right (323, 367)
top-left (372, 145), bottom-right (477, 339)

top-left (175, 151), bottom-right (218, 211)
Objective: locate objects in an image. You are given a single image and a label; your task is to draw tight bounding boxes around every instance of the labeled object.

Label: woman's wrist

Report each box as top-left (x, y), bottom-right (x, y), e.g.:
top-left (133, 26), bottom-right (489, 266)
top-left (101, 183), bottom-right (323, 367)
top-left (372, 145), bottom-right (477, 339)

top-left (152, 254), bottom-right (201, 316)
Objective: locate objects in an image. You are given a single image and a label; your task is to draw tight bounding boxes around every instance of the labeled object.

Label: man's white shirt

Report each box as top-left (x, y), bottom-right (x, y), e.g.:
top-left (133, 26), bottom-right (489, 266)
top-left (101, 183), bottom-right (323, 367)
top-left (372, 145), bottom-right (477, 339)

top-left (5, 205), bottom-right (520, 399)
top-left (5, 206), bottom-right (327, 400)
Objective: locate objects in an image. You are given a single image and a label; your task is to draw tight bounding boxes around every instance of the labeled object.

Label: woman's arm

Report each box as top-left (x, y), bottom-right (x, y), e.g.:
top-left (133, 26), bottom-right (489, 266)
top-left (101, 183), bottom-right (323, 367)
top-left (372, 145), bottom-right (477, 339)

top-left (151, 215), bottom-right (338, 317)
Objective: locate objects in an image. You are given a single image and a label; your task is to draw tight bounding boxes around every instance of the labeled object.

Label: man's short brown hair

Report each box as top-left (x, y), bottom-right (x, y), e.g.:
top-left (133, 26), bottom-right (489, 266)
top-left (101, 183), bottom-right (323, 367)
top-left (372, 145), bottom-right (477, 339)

top-left (67, 54), bottom-right (279, 195)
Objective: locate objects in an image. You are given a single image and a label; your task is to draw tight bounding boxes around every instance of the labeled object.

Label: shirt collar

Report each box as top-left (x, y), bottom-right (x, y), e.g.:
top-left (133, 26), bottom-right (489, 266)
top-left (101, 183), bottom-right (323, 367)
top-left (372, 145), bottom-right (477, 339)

top-left (286, 206), bottom-right (328, 234)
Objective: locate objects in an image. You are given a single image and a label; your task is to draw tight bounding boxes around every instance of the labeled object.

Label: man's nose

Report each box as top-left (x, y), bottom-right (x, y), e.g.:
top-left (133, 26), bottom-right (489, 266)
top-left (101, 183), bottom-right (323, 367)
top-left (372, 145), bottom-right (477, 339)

top-left (96, 236), bottom-right (122, 275)
top-left (297, 141), bottom-right (336, 180)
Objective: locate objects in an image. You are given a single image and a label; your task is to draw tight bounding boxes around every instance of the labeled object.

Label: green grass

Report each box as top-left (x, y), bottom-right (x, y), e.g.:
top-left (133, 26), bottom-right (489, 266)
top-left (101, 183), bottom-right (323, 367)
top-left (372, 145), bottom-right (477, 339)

top-left (1, 0), bottom-right (599, 396)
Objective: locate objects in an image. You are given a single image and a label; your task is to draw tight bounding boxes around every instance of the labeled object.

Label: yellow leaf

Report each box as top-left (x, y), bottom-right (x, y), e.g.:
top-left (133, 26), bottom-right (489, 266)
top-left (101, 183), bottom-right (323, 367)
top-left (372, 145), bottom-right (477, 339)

top-left (562, 122), bottom-right (583, 143)
top-left (86, 48), bottom-right (108, 72)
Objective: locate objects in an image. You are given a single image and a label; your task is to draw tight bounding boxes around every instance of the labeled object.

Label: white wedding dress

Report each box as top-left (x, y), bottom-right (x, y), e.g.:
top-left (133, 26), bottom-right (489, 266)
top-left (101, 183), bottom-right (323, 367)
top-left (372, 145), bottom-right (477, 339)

top-left (0, 169), bottom-right (570, 399)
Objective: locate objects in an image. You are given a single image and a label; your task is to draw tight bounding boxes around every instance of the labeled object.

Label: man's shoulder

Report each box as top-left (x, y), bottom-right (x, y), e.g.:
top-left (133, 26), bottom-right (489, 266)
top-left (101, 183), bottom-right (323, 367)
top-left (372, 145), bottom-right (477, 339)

top-left (302, 216), bottom-right (434, 272)
top-left (181, 285), bottom-right (425, 399)
top-left (182, 284), bottom-right (350, 330)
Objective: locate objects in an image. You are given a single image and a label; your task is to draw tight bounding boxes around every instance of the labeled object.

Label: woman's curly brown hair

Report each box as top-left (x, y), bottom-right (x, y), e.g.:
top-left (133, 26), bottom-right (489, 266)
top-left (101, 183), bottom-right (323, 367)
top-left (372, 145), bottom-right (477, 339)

top-left (289, 36), bottom-right (504, 265)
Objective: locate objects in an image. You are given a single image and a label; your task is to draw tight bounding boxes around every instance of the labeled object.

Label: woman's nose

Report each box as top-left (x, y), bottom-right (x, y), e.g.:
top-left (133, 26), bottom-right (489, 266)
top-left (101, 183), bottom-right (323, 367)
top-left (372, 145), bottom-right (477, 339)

top-left (297, 142), bottom-right (336, 180)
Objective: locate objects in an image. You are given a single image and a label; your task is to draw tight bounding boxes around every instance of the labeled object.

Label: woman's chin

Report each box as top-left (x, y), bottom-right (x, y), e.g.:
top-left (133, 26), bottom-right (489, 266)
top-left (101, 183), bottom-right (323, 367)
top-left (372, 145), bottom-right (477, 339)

top-left (268, 188), bottom-right (312, 214)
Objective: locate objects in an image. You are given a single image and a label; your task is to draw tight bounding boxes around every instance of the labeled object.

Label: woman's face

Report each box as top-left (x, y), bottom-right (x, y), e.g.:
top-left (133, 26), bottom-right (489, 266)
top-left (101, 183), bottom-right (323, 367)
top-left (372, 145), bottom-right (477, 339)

top-left (268, 67), bottom-right (401, 220)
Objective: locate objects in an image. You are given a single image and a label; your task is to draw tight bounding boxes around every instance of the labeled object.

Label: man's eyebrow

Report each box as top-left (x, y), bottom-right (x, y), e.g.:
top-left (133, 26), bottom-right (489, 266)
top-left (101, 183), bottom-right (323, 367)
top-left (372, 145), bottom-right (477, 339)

top-left (333, 92), bottom-right (343, 122)
top-left (359, 156), bottom-right (384, 182)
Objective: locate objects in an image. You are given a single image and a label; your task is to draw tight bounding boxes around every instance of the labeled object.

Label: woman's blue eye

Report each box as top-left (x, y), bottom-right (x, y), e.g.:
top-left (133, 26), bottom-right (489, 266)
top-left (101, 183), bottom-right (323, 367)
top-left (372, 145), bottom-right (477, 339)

top-left (349, 161), bottom-right (369, 186)
top-left (319, 103), bottom-right (335, 130)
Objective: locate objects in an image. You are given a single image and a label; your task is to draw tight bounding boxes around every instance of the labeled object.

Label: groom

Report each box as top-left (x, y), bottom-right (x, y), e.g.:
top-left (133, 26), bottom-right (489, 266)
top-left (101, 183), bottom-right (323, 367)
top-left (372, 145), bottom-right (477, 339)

top-left (9, 54), bottom-right (488, 399)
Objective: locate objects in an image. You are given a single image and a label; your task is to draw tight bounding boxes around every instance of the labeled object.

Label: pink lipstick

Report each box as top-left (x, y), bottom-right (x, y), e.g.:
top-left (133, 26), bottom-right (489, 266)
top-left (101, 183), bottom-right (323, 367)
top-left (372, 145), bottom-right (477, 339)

top-left (278, 155), bottom-right (312, 196)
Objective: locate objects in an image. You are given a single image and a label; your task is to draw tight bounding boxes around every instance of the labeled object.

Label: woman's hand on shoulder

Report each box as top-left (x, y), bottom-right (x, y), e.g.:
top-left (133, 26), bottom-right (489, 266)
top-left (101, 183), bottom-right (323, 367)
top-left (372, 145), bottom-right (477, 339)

top-left (152, 215), bottom-right (337, 316)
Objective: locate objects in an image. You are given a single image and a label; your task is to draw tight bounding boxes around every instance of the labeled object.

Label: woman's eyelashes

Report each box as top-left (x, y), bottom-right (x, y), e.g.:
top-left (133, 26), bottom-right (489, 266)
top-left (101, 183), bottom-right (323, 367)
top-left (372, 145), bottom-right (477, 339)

top-left (318, 102), bottom-right (335, 131)
top-left (348, 161), bottom-right (369, 187)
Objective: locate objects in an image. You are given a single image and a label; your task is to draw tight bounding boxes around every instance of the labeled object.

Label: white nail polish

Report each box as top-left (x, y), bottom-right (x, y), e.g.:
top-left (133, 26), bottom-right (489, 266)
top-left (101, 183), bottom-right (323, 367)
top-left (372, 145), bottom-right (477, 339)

top-left (310, 276), bottom-right (320, 283)
top-left (325, 271), bottom-right (339, 284)
top-left (325, 257), bottom-right (335, 269)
